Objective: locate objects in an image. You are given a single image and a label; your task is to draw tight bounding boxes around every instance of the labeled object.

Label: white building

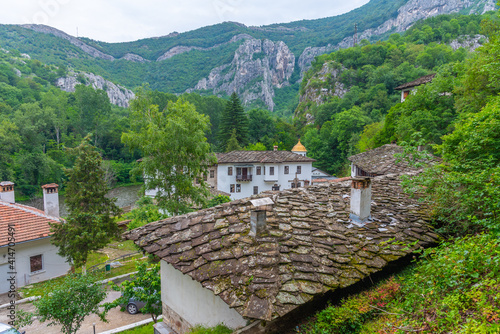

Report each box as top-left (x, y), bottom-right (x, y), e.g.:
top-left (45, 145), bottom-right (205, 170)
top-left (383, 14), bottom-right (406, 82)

top-left (211, 141), bottom-right (315, 200)
top-left (0, 182), bottom-right (70, 293)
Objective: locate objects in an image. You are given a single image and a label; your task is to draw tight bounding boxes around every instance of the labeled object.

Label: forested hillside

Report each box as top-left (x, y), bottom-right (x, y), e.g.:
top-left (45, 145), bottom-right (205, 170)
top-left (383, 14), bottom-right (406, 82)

top-left (299, 13), bottom-right (493, 175)
top-left (0, 0), bottom-right (495, 113)
top-left (299, 7), bottom-right (500, 332)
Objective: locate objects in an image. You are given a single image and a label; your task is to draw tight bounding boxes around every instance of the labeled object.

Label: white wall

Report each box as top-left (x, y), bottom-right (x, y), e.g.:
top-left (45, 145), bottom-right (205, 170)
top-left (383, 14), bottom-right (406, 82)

top-left (0, 237), bottom-right (70, 293)
top-left (161, 261), bottom-right (246, 330)
top-left (217, 162), bottom-right (313, 200)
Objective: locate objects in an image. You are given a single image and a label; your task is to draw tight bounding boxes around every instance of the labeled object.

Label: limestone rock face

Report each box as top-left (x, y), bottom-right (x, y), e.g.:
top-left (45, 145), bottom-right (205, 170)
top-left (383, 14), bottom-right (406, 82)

top-left (120, 53), bottom-right (150, 63)
top-left (295, 61), bottom-right (348, 122)
top-left (337, 0), bottom-right (496, 49)
top-left (56, 73), bottom-right (135, 108)
top-left (189, 38), bottom-right (295, 111)
top-left (449, 34), bottom-right (487, 51)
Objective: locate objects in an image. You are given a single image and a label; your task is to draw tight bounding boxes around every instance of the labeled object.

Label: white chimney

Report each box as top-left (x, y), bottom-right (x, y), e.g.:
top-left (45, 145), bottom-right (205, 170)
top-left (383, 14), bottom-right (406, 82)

top-left (0, 181), bottom-right (15, 203)
top-left (273, 145), bottom-right (278, 151)
top-left (42, 183), bottom-right (60, 218)
top-left (350, 177), bottom-right (371, 223)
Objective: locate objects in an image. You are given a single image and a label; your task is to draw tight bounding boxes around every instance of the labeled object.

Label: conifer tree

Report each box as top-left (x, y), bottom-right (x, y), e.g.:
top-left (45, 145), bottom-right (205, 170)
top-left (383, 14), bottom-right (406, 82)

top-left (50, 136), bottom-right (121, 271)
top-left (225, 129), bottom-right (242, 152)
top-left (217, 92), bottom-right (249, 151)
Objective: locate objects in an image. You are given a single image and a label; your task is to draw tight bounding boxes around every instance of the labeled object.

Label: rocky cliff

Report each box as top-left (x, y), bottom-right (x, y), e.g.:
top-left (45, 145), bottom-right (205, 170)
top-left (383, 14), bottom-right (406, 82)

top-left (188, 38), bottom-right (295, 111)
top-left (337, 0), bottom-right (495, 49)
top-left (16, 0), bottom-right (497, 111)
top-left (56, 72), bottom-right (135, 108)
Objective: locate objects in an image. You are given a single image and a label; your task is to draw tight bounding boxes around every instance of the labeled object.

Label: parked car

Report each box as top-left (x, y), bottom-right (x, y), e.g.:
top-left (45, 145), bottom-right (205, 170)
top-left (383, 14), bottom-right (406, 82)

top-left (0, 323), bottom-right (24, 334)
top-left (120, 287), bottom-right (159, 315)
top-left (125, 295), bottom-right (146, 315)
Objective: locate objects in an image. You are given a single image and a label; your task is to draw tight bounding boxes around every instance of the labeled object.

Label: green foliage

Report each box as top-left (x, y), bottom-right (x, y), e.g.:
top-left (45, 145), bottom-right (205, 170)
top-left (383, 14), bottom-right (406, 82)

top-left (122, 89), bottom-right (216, 214)
top-left (402, 96), bottom-right (500, 236)
top-left (30, 273), bottom-right (107, 334)
top-left (187, 324), bottom-right (233, 334)
top-left (50, 137), bottom-right (121, 268)
top-left (302, 278), bottom-right (401, 334)
top-left (302, 233), bottom-right (500, 334)
top-left (217, 92), bottom-right (249, 151)
top-left (204, 194), bottom-right (231, 208)
top-left (105, 262), bottom-right (161, 323)
top-left (396, 234), bottom-right (500, 333)
top-left (124, 196), bottom-right (169, 230)
top-left (225, 128), bottom-right (242, 152)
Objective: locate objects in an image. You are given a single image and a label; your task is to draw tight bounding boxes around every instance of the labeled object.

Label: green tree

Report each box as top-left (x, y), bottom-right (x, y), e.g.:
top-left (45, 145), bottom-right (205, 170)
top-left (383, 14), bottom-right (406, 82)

top-left (20, 273), bottom-right (107, 334)
top-left (73, 84), bottom-right (112, 146)
top-left (122, 91), bottom-right (215, 215)
top-left (217, 92), bottom-right (249, 151)
top-left (124, 196), bottom-right (169, 231)
top-left (50, 137), bottom-right (121, 270)
top-left (225, 129), bottom-right (242, 152)
top-left (105, 262), bottom-right (161, 323)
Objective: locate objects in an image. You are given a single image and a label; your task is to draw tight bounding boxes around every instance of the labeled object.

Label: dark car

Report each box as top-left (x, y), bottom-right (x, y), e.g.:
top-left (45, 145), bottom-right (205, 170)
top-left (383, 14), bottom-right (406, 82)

top-left (121, 287), bottom-right (159, 315)
top-left (0, 323), bottom-right (24, 334)
top-left (125, 295), bottom-right (146, 314)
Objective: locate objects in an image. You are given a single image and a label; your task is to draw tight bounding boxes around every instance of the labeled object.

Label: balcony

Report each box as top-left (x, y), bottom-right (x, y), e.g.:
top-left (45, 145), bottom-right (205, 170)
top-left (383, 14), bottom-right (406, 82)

top-left (236, 174), bottom-right (253, 181)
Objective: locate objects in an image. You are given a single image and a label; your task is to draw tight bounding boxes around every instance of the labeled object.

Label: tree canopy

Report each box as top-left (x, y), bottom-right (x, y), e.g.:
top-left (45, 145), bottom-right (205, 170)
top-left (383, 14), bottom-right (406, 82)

top-left (50, 137), bottom-right (121, 269)
top-left (122, 89), bottom-right (216, 214)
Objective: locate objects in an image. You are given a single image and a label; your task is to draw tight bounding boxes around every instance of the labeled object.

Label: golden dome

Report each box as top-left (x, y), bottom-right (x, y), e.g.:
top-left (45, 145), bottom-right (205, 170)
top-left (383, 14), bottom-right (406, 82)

top-left (292, 140), bottom-right (307, 152)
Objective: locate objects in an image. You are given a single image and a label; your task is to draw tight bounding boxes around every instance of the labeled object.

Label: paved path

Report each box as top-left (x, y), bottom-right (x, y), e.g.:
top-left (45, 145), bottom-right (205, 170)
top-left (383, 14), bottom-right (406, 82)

top-left (0, 289), bottom-right (151, 333)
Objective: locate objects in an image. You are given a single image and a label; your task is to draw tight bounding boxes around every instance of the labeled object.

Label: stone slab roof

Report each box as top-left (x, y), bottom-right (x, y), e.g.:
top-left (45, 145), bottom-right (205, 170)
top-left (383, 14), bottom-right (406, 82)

top-left (394, 73), bottom-right (436, 90)
top-left (0, 200), bottom-right (61, 247)
top-left (125, 173), bottom-right (438, 322)
top-left (348, 144), bottom-right (421, 176)
top-left (215, 151), bottom-right (315, 164)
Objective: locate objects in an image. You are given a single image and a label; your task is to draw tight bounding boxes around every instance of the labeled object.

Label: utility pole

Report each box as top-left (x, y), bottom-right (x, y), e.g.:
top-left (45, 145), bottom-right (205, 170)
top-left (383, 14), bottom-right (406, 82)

top-left (353, 23), bottom-right (358, 47)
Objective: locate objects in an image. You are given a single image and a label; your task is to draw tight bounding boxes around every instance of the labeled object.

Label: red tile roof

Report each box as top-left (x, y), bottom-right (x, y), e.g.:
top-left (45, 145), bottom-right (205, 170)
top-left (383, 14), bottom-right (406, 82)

top-left (0, 201), bottom-right (61, 246)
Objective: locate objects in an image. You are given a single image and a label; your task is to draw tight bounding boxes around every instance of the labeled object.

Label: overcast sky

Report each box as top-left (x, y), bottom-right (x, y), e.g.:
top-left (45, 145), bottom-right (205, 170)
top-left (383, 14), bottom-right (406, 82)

top-left (0, 0), bottom-right (370, 43)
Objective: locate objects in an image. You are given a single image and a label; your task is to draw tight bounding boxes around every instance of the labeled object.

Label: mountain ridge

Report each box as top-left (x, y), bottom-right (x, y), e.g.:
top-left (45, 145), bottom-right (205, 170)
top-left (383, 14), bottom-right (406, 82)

top-left (0, 0), bottom-right (496, 111)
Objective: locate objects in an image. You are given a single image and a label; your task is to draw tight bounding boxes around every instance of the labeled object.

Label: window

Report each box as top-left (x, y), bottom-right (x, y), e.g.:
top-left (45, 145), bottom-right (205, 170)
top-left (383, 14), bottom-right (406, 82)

top-left (263, 166), bottom-right (265, 175)
top-left (228, 167), bottom-right (233, 176)
top-left (256, 166), bottom-right (261, 175)
top-left (210, 170), bottom-right (214, 178)
top-left (236, 184), bottom-right (241, 193)
top-left (253, 186), bottom-right (258, 195)
top-left (297, 166), bottom-right (302, 174)
top-left (30, 254), bottom-right (43, 273)
top-left (270, 167), bottom-right (275, 175)
top-left (236, 167), bottom-right (241, 176)
top-left (203, 174), bottom-right (207, 181)
top-left (230, 184), bottom-right (235, 193)
top-left (284, 166), bottom-right (289, 174)
top-left (272, 184), bottom-right (280, 191)
top-left (195, 178), bottom-right (199, 184)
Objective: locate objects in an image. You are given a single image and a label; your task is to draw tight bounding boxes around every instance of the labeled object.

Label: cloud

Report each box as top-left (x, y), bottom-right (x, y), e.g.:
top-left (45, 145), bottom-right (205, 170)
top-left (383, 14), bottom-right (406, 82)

top-left (0, 0), bottom-right (369, 42)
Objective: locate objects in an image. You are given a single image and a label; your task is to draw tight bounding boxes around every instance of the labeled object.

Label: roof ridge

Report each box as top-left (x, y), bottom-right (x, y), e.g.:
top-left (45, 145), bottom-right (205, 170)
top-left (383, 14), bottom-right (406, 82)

top-left (0, 200), bottom-right (61, 222)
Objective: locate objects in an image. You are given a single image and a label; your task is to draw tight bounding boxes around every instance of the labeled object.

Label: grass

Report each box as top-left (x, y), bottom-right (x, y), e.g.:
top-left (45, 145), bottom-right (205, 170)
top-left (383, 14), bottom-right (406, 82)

top-left (187, 324), bottom-right (233, 334)
top-left (119, 323), bottom-right (154, 334)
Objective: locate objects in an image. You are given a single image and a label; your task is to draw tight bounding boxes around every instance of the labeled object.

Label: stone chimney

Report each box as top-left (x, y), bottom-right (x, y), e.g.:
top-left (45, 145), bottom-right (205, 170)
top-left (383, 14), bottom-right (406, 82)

top-left (42, 183), bottom-right (59, 218)
top-left (350, 177), bottom-right (371, 224)
top-left (0, 181), bottom-right (15, 203)
top-left (273, 145), bottom-right (278, 151)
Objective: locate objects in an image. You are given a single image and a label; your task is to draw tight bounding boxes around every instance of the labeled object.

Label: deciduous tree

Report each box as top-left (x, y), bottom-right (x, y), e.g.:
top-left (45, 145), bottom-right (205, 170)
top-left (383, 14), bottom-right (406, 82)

top-left (122, 90), bottom-right (215, 215)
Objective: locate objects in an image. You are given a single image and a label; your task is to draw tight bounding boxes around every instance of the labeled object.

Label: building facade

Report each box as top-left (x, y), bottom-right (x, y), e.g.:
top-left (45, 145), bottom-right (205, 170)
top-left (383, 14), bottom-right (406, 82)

top-left (213, 142), bottom-right (315, 200)
top-left (0, 183), bottom-right (70, 293)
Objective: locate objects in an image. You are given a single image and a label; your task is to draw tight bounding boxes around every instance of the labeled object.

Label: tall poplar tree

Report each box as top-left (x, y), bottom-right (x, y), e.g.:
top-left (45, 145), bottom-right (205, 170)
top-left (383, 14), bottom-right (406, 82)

top-left (50, 136), bottom-right (121, 270)
top-left (217, 92), bottom-right (249, 151)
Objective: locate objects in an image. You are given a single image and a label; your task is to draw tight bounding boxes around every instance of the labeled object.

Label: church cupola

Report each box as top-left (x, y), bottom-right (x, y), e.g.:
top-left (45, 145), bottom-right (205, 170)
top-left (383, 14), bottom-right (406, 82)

top-left (292, 139), bottom-right (307, 157)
